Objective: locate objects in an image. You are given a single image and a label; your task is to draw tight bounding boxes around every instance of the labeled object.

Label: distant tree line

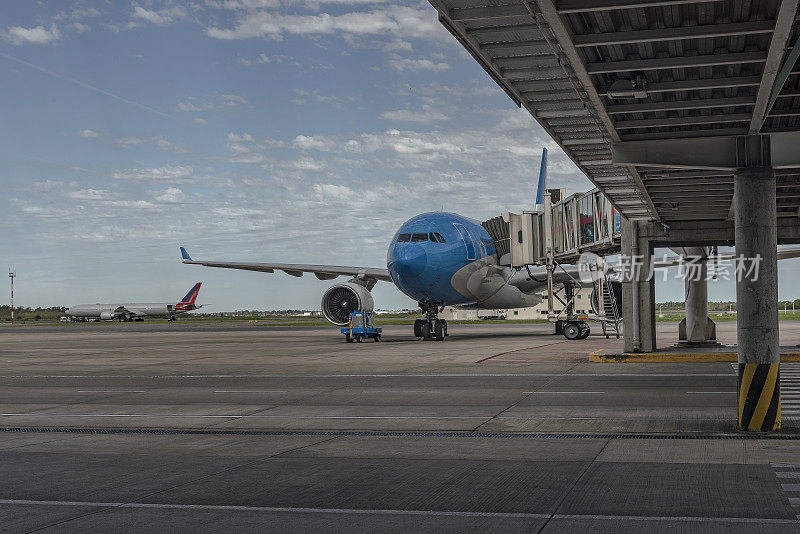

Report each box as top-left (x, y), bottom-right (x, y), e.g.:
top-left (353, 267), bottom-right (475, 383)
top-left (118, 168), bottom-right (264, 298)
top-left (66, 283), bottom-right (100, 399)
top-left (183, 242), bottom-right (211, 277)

top-left (0, 306), bottom-right (67, 322)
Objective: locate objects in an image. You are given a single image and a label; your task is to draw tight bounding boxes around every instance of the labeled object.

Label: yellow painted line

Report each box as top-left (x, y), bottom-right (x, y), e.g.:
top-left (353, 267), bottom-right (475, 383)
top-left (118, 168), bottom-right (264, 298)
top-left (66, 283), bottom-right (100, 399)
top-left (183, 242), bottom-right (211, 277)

top-left (589, 352), bottom-right (800, 363)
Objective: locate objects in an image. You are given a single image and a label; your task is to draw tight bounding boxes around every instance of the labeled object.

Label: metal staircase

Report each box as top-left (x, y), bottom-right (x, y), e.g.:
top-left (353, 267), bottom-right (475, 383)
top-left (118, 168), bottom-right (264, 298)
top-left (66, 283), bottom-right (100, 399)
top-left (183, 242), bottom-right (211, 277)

top-left (598, 274), bottom-right (622, 339)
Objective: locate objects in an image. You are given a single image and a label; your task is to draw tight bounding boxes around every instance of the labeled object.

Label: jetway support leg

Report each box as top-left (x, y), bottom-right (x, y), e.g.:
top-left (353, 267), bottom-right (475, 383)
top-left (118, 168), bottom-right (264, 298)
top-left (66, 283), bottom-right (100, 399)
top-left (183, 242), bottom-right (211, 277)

top-left (622, 218), bottom-right (656, 353)
top-left (735, 167), bottom-right (780, 431)
top-left (679, 250), bottom-right (716, 344)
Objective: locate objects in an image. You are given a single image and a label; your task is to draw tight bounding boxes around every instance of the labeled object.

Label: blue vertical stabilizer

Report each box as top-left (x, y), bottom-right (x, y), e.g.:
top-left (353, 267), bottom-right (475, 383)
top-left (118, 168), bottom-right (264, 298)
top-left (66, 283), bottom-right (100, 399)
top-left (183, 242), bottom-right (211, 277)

top-left (535, 147), bottom-right (548, 210)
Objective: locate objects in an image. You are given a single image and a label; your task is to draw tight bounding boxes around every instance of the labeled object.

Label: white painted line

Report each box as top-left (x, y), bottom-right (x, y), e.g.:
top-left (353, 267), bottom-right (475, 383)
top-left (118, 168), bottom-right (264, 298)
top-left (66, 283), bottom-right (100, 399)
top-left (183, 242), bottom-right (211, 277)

top-left (76, 391), bottom-right (146, 393)
top-left (781, 484), bottom-right (800, 492)
top-left (685, 392), bottom-right (734, 394)
top-left (213, 391), bottom-right (288, 393)
top-left (0, 413), bottom-right (733, 421)
top-left (777, 472), bottom-right (800, 478)
top-left (523, 391), bottom-right (604, 394)
top-left (790, 497), bottom-right (800, 506)
top-left (0, 373), bottom-right (736, 378)
top-left (365, 391), bottom-right (442, 394)
top-left (0, 413), bottom-right (488, 420)
top-left (0, 500), bottom-right (796, 524)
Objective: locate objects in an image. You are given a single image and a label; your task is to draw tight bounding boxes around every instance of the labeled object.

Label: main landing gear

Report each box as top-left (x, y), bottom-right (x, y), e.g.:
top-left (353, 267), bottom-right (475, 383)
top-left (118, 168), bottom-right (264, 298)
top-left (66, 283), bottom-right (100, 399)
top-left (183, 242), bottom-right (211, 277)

top-left (414, 302), bottom-right (448, 341)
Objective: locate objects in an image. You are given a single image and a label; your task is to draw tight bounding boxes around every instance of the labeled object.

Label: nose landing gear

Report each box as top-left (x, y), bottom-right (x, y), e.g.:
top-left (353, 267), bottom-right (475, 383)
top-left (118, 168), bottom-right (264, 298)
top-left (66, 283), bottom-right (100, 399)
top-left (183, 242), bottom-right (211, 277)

top-left (415, 302), bottom-right (448, 341)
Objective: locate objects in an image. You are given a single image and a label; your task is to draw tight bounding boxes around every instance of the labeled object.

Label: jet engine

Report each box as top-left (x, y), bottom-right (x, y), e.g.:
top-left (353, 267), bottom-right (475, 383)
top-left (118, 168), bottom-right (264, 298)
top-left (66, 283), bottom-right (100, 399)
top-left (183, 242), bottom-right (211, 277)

top-left (321, 282), bottom-right (374, 325)
top-left (99, 311), bottom-right (114, 321)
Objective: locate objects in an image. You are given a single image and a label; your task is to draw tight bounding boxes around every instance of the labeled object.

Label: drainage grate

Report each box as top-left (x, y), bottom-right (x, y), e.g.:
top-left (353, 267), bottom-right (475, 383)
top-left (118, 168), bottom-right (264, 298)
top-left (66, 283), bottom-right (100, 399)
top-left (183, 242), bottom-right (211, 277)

top-left (2, 427), bottom-right (800, 440)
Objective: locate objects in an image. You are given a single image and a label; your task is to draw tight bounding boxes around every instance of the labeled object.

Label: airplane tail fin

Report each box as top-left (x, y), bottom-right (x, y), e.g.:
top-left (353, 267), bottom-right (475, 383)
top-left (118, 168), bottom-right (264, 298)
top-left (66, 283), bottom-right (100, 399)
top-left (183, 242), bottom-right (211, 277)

top-left (534, 147), bottom-right (548, 212)
top-left (179, 282), bottom-right (202, 305)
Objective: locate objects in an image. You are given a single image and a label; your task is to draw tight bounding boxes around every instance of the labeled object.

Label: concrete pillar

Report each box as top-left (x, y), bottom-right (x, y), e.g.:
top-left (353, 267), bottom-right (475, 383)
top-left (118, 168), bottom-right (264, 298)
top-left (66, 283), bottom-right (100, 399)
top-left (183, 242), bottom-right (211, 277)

top-left (678, 248), bottom-right (716, 344)
top-left (735, 167), bottom-right (780, 431)
top-left (622, 218), bottom-right (656, 353)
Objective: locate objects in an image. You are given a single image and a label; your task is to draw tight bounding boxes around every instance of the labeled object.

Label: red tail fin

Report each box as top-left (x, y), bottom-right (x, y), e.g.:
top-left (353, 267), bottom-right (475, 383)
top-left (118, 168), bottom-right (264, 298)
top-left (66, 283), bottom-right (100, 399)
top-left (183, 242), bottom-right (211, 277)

top-left (179, 282), bottom-right (202, 305)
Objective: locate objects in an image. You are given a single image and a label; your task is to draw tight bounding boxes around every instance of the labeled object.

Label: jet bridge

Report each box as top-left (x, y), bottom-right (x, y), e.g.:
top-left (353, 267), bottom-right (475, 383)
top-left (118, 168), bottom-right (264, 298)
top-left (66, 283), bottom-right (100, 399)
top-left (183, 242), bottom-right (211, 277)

top-left (483, 186), bottom-right (623, 338)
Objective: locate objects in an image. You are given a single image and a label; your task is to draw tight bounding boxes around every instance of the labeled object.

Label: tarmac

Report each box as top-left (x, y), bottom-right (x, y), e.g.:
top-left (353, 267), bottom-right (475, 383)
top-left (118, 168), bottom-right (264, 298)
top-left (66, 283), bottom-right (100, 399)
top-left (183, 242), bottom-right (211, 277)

top-left (2, 320), bottom-right (800, 532)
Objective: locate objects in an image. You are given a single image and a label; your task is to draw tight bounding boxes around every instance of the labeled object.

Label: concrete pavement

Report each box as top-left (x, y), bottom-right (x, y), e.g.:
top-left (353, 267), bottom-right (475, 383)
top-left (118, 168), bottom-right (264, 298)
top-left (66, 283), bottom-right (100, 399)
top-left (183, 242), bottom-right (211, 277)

top-left (1, 321), bottom-right (800, 531)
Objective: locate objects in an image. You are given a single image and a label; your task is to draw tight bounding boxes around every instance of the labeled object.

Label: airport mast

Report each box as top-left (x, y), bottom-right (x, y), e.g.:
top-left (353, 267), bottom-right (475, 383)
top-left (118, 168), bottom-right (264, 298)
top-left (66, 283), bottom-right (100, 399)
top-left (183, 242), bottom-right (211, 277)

top-left (8, 270), bottom-right (15, 326)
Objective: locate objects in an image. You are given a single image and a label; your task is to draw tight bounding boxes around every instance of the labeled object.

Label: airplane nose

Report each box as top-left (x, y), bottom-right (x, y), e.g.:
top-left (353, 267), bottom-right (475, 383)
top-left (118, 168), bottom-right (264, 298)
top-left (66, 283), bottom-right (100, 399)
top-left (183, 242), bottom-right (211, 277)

top-left (396, 245), bottom-right (427, 279)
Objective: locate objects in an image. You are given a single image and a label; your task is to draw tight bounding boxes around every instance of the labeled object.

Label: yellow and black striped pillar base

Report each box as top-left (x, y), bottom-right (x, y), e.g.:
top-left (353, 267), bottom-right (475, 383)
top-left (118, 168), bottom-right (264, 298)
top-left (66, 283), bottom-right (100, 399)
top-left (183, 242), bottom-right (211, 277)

top-left (737, 363), bottom-right (781, 431)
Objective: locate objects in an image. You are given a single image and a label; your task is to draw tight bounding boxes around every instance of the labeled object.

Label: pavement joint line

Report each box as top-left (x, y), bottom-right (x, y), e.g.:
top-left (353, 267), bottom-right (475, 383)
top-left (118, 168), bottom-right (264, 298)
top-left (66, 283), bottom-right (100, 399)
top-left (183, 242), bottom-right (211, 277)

top-left (2, 499), bottom-right (796, 524)
top-left (476, 340), bottom-right (569, 364)
top-left (0, 499), bottom-right (552, 519)
top-left (6, 427), bottom-right (800, 439)
top-left (538, 435), bottom-right (611, 533)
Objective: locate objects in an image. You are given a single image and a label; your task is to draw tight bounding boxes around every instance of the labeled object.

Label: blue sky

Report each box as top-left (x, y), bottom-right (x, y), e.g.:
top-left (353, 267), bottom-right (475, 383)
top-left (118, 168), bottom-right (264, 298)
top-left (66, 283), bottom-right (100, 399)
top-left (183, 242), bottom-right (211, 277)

top-left (1, 0), bottom-right (798, 311)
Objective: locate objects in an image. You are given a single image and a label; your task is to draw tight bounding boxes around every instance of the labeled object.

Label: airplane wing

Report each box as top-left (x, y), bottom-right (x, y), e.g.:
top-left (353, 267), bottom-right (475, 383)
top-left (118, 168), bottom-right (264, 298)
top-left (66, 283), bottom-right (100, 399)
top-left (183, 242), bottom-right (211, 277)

top-left (179, 247), bottom-right (393, 282)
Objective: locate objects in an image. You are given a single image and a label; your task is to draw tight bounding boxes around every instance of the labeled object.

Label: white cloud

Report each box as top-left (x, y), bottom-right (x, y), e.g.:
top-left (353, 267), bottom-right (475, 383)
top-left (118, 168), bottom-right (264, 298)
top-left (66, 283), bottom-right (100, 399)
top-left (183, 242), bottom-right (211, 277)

top-left (192, 117), bottom-right (207, 124)
top-left (4, 24), bottom-right (62, 45)
top-left (151, 187), bottom-right (188, 203)
top-left (68, 22), bottom-right (92, 33)
top-left (112, 165), bottom-right (195, 183)
top-left (175, 94), bottom-right (248, 112)
top-left (205, 5), bottom-right (443, 42)
top-left (79, 129), bottom-right (101, 138)
top-left (115, 136), bottom-right (186, 153)
top-left (132, 4), bottom-right (187, 26)
top-left (54, 7), bottom-right (101, 21)
top-left (379, 104), bottom-right (449, 124)
top-left (205, 0), bottom-right (280, 9)
top-left (293, 135), bottom-right (336, 151)
top-left (389, 57), bottom-right (450, 72)
top-left (65, 188), bottom-right (112, 201)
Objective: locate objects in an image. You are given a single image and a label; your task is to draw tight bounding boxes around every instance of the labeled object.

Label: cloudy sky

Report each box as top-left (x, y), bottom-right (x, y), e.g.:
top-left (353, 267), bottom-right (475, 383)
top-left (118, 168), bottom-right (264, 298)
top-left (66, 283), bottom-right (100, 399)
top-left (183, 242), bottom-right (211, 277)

top-left (1, 0), bottom-right (797, 311)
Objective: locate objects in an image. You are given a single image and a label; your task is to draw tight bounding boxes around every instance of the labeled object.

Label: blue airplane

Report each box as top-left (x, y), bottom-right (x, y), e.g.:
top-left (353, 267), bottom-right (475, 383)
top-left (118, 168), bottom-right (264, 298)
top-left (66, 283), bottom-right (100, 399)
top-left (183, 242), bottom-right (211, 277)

top-left (180, 148), bottom-right (584, 340)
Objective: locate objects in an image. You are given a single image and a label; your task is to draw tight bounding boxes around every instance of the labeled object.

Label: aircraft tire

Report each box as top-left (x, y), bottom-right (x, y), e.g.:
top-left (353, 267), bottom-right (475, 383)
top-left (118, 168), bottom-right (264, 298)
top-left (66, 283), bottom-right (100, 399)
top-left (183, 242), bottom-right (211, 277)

top-left (434, 319), bottom-right (444, 341)
top-left (413, 319), bottom-right (423, 338)
top-left (422, 321), bottom-right (431, 340)
top-left (441, 319), bottom-right (448, 336)
top-left (563, 323), bottom-right (581, 340)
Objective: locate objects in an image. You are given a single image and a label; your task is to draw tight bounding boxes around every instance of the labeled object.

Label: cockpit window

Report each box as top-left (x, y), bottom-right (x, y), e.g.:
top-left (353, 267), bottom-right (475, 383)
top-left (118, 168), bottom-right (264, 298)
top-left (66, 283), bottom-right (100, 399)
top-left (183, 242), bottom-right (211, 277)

top-left (397, 233), bottom-right (411, 242)
top-left (433, 232), bottom-right (446, 243)
top-left (411, 233), bottom-right (428, 242)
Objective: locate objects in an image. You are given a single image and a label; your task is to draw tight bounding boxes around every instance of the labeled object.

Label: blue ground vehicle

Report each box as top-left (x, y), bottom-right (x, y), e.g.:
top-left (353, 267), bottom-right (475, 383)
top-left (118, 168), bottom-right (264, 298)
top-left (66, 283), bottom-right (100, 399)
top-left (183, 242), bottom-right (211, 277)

top-left (341, 311), bottom-right (382, 343)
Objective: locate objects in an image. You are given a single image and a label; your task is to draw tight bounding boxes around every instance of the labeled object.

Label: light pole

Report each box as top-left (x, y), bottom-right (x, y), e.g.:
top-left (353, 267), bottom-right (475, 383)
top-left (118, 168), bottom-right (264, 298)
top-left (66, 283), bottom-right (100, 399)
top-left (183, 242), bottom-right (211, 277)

top-left (8, 271), bottom-right (15, 326)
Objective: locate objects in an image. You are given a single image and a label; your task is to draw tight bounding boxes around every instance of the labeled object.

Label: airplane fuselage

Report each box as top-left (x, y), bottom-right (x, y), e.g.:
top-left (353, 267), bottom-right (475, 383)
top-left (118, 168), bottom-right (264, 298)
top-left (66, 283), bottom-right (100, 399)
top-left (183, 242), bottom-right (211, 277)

top-left (386, 212), bottom-right (543, 310)
top-left (66, 302), bottom-right (196, 320)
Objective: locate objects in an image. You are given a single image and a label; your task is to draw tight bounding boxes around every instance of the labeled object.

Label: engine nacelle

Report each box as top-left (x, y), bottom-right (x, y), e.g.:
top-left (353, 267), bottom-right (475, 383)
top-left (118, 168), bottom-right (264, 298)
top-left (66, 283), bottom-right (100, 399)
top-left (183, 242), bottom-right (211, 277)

top-left (321, 282), bottom-right (374, 325)
top-left (99, 311), bottom-right (114, 321)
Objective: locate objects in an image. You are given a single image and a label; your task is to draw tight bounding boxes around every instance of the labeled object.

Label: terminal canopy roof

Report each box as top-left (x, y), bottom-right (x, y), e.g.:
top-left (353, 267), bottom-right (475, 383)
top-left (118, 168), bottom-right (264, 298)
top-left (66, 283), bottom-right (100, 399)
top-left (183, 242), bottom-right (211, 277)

top-left (428, 0), bottom-right (800, 222)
